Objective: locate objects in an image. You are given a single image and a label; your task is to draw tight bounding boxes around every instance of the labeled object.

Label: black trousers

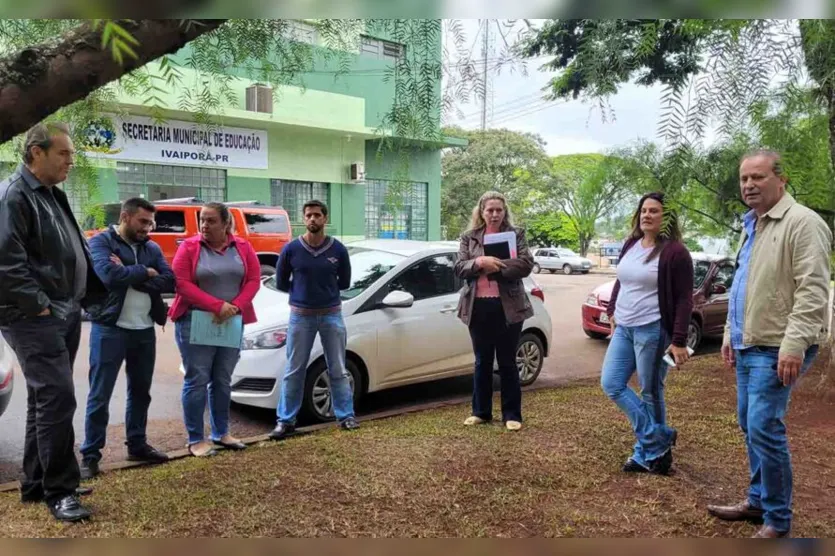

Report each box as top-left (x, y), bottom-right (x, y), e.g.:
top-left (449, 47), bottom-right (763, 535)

top-left (468, 298), bottom-right (523, 423)
top-left (1, 310), bottom-right (81, 503)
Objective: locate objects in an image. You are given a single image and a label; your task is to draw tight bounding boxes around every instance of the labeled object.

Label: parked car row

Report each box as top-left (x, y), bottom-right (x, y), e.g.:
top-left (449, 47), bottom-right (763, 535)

top-left (190, 240), bottom-right (553, 423)
top-left (582, 252), bottom-right (735, 351)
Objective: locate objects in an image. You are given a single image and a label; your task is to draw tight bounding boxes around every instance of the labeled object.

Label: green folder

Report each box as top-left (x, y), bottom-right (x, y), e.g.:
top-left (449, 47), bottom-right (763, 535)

top-left (190, 310), bottom-right (243, 349)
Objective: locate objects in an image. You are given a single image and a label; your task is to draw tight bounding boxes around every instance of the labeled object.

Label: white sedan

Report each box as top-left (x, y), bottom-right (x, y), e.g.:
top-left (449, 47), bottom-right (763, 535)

top-left (230, 239), bottom-right (552, 422)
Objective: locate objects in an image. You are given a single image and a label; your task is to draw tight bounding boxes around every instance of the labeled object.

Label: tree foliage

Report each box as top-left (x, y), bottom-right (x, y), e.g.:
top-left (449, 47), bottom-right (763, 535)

top-left (525, 212), bottom-right (580, 251)
top-left (517, 153), bottom-right (629, 256)
top-left (440, 126), bottom-right (548, 239)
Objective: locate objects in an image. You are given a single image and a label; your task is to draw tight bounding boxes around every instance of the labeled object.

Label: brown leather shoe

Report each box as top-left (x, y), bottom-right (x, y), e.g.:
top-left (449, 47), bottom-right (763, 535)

top-left (752, 525), bottom-right (789, 538)
top-left (706, 500), bottom-right (765, 523)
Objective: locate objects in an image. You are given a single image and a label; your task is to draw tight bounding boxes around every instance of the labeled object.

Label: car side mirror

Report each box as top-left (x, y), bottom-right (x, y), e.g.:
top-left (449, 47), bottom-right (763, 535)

top-left (381, 290), bottom-right (414, 308)
top-left (710, 283), bottom-right (727, 295)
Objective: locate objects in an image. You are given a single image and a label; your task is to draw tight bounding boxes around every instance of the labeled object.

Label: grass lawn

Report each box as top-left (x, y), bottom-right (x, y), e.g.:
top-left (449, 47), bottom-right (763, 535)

top-left (1, 354), bottom-right (834, 538)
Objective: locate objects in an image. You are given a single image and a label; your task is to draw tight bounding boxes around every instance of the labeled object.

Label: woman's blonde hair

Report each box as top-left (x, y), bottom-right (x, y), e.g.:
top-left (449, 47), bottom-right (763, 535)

top-left (468, 190), bottom-right (513, 231)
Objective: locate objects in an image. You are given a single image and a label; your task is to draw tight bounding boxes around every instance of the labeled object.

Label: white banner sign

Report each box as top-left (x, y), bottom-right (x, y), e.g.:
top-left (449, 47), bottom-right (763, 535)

top-left (85, 115), bottom-right (269, 170)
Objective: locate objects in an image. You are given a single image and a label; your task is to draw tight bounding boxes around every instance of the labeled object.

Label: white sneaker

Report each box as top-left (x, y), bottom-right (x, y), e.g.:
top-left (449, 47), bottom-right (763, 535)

top-left (463, 416), bottom-right (486, 426)
top-left (505, 420), bottom-right (522, 431)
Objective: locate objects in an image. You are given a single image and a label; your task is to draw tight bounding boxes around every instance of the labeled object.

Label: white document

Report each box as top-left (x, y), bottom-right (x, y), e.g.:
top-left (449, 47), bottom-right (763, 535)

top-left (483, 231), bottom-right (517, 258)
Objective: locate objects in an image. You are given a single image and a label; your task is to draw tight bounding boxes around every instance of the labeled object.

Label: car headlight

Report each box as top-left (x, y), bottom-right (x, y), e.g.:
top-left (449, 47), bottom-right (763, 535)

top-left (242, 326), bottom-right (288, 350)
top-left (585, 294), bottom-right (599, 306)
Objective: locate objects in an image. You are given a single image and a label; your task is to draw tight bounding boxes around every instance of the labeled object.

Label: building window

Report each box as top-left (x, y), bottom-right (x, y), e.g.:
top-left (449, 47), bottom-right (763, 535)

top-left (364, 179), bottom-right (428, 241)
top-left (270, 179), bottom-right (329, 223)
top-left (116, 162), bottom-right (226, 203)
top-left (359, 35), bottom-right (405, 60)
top-left (59, 180), bottom-right (89, 221)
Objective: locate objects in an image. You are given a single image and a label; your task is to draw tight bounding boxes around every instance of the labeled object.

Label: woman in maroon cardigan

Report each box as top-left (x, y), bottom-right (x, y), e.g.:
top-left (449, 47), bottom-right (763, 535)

top-left (601, 192), bottom-right (694, 475)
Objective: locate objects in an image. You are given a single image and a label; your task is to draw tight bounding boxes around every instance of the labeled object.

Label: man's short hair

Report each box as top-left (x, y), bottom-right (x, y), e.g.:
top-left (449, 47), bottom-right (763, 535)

top-left (303, 199), bottom-right (328, 217)
top-left (122, 197), bottom-right (156, 215)
top-left (23, 122), bottom-right (71, 164)
top-left (740, 149), bottom-right (784, 177)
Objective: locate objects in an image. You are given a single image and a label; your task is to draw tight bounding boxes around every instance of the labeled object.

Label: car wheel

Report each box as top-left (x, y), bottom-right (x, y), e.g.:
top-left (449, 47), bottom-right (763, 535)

top-left (517, 332), bottom-right (544, 386)
top-left (584, 328), bottom-right (608, 340)
top-left (687, 319), bottom-right (702, 352)
top-left (562, 264), bottom-right (573, 275)
top-left (260, 264), bottom-right (276, 277)
top-left (532, 263), bottom-right (541, 274)
top-left (302, 358), bottom-right (362, 423)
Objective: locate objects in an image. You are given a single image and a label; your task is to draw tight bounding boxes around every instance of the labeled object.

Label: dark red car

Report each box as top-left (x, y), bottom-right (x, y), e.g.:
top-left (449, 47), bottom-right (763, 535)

top-left (581, 253), bottom-right (736, 351)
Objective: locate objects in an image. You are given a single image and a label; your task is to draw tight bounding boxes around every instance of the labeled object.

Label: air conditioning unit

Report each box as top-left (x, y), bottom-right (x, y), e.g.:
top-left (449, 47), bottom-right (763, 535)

top-left (245, 83), bottom-right (273, 113)
top-left (350, 162), bottom-right (365, 183)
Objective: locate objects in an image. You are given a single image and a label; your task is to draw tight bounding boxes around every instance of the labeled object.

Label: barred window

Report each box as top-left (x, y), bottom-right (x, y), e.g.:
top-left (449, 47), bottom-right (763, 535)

top-left (364, 179), bottom-right (428, 241)
top-left (116, 162), bottom-right (226, 203)
top-left (270, 179), bottom-right (330, 223)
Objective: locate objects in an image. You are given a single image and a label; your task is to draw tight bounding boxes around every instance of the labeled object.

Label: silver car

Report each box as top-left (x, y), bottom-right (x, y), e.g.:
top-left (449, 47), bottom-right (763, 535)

top-left (0, 336), bottom-right (14, 418)
top-left (532, 247), bottom-right (593, 275)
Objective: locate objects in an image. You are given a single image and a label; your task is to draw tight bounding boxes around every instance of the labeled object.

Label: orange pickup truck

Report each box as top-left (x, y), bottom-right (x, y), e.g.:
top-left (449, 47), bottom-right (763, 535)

top-left (83, 197), bottom-right (292, 276)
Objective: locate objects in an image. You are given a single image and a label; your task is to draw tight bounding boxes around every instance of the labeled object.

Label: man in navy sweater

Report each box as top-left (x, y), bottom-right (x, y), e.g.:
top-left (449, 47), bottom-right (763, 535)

top-left (269, 199), bottom-right (358, 439)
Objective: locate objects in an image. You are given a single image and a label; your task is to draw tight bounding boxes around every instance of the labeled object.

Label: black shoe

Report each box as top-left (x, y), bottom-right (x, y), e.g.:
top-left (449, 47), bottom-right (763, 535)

top-left (49, 495), bottom-right (92, 523)
top-left (22, 486), bottom-right (93, 504)
top-left (649, 449), bottom-right (674, 476)
top-left (268, 422), bottom-right (295, 441)
top-left (80, 459), bottom-right (100, 481)
top-left (622, 458), bottom-right (649, 473)
top-left (340, 417), bottom-right (360, 431)
top-left (127, 443), bottom-right (170, 464)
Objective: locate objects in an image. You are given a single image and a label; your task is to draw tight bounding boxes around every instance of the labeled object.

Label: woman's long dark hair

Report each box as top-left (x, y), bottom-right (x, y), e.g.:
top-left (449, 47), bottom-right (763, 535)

top-left (629, 192), bottom-right (682, 263)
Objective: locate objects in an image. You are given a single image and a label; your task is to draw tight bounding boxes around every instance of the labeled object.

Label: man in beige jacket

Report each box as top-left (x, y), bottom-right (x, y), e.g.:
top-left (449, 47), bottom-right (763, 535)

top-left (707, 150), bottom-right (832, 538)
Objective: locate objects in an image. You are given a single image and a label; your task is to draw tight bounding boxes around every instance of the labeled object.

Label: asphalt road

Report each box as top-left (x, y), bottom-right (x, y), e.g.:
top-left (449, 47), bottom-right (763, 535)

top-left (0, 271), bottom-right (644, 483)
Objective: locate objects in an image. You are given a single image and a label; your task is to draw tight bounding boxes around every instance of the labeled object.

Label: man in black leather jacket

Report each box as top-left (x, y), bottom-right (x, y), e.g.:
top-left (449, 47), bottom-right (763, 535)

top-left (0, 122), bottom-right (106, 523)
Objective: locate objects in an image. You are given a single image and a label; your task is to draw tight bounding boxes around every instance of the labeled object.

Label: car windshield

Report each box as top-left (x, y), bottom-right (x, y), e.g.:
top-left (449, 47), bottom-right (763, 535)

top-left (262, 247), bottom-right (404, 300)
top-left (341, 247), bottom-right (405, 300)
top-left (557, 249), bottom-right (577, 257)
top-left (693, 260), bottom-right (712, 289)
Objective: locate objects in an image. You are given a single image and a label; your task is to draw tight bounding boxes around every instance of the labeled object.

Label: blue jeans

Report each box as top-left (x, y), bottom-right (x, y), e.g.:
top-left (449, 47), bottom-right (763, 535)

top-left (600, 320), bottom-right (676, 468)
top-left (735, 345), bottom-right (818, 533)
top-left (175, 314), bottom-right (241, 445)
top-left (277, 311), bottom-right (354, 425)
top-left (81, 324), bottom-right (156, 463)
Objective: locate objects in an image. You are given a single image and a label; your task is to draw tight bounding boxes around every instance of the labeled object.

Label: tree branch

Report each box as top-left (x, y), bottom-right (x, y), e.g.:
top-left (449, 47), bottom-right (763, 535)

top-left (673, 199), bottom-right (742, 234)
top-left (0, 19), bottom-right (227, 142)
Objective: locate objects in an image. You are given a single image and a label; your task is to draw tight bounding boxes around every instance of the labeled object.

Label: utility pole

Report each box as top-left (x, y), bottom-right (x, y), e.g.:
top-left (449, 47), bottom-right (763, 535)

top-left (480, 20), bottom-right (489, 130)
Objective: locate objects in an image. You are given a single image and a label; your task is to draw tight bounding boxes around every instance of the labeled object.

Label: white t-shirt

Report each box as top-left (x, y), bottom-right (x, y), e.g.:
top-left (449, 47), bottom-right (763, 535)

top-left (115, 233), bottom-right (154, 330)
top-left (613, 242), bottom-right (661, 328)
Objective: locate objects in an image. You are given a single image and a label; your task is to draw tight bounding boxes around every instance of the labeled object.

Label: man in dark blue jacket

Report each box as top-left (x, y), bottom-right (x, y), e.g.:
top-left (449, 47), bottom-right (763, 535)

top-left (80, 197), bottom-right (175, 479)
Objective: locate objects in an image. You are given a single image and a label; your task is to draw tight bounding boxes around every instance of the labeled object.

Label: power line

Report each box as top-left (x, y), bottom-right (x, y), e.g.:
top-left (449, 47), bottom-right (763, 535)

top-left (489, 99), bottom-right (568, 126)
top-left (456, 91), bottom-right (545, 122)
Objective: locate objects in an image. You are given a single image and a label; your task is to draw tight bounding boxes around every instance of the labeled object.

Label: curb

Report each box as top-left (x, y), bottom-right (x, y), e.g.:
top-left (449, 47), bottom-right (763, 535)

top-left (0, 394), bottom-right (475, 494)
top-left (0, 373), bottom-right (611, 495)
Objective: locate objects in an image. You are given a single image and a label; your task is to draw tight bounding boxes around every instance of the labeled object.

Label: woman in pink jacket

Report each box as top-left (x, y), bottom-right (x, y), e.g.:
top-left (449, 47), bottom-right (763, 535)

top-left (169, 202), bottom-right (261, 457)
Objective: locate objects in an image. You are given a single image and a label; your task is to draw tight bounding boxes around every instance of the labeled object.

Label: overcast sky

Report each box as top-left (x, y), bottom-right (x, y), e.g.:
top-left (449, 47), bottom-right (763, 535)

top-left (443, 20), bottom-right (678, 156)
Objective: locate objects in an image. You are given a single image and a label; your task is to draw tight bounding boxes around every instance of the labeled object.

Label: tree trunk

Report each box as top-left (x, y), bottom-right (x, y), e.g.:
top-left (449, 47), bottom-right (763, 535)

top-left (0, 19), bottom-right (227, 143)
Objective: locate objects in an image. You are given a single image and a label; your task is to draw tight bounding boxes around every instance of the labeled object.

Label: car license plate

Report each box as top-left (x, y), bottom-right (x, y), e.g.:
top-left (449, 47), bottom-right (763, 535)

top-left (599, 313), bottom-right (609, 324)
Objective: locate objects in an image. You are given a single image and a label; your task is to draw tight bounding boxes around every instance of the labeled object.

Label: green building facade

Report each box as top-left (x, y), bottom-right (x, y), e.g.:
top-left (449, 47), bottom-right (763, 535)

top-left (62, 21), bottom-right (463, 241)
